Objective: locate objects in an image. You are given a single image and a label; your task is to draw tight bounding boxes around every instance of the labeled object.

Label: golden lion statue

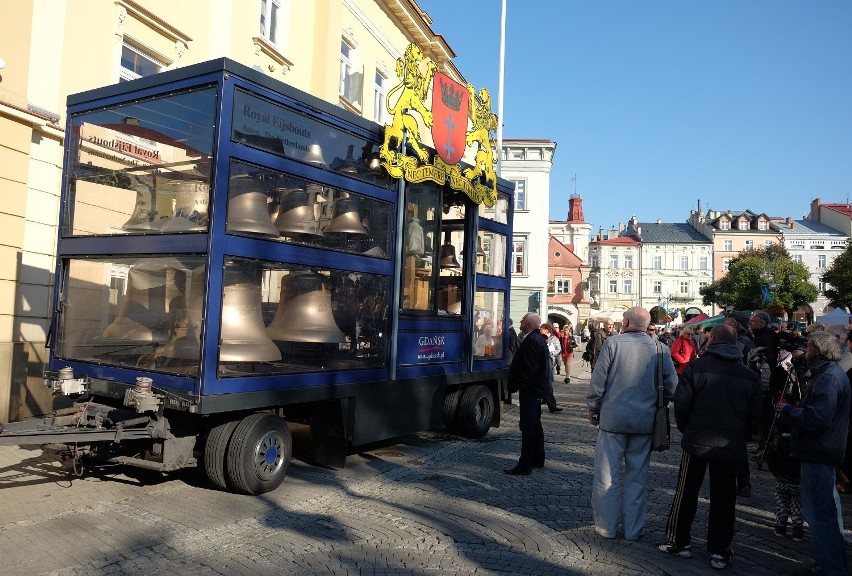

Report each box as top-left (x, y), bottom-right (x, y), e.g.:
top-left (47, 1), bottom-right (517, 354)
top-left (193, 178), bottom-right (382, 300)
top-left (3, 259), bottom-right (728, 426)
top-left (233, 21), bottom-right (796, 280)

top-left (463, 85), bottom-right (498, 187)
top-left (380, 44), bottom-right (437, 164)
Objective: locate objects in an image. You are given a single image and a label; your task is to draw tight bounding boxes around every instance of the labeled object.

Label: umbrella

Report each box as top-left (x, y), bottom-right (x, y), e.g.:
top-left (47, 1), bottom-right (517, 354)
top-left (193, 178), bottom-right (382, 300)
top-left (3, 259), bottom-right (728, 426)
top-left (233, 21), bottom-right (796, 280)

top-left (681, 313), bottom-right (709, 326)
top-left (682, 313), bottom-right (727, 328)
top-left (816, 307), bottom-right (851, 326)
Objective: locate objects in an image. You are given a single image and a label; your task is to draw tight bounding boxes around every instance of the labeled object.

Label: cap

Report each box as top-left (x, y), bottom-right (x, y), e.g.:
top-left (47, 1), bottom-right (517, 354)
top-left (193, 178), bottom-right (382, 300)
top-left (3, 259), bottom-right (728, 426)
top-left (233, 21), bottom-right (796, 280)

top-left (552, 323), bottom-right (559, 329)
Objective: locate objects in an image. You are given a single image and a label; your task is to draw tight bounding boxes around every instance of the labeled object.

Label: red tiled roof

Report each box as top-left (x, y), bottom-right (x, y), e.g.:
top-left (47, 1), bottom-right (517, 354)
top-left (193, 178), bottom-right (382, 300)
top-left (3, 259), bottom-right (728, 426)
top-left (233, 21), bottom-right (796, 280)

top-left (591, 237), bottom-right (640, 246)
top-left (823, 203), bottom-right (852, 218)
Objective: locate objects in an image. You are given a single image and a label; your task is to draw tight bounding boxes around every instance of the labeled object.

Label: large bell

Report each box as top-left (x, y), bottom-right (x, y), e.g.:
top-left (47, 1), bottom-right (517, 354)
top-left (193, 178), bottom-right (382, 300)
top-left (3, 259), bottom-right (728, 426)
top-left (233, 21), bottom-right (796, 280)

top-left (122, 180), bottom-right (157, 231)
top-left (323, 195), bottom-right (368, 234)
top-left (274, 186), bottom-right (322, 236)
top-left (303, 143), bottom-right (327, 167)
top-left (158, 266), bottom-right (205, 362)
top-left (154, 181), bottom-right (209, 232)
top-left (439, 242), bottom-right (461, 268)
top-left (267, 271), bottom-right (346, 343)
top-left (102, 263), bottom-right (169, 341)
top-left (227, 176), bottom-right (279, 237)
top-left (219, 262), bottom-right (282, 362)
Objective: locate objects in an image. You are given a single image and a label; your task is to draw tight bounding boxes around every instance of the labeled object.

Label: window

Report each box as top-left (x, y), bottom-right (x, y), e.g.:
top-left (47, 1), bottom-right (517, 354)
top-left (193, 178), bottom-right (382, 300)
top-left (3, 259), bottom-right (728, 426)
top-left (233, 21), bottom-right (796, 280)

top-left (608, 280), bottom-right (618, 294)
top-left (699, 281), bottom-right (709, 290)
top-left (765, 240), bottom-right (773, 248)
top-left (680, 281), bottom-right (689, 294)
top-left (745, 240), bottom-right (754, 250)
top-left (624, 254), bottom-right (633, 269)
top-left (624, 279), bottom-right (633, 294)
top-left (512, 237), bottom-right (527, 275)
top-left (652, 255), bottom-right (662, 269)
top-left (653, 281), bottom-right (662, 294)
top-left (792, 254), bottom-right (803, 264)
top-left (590, 255), bottom-right (599, 268)
top-left (723, 257), bottom-right (731, 272)
top-left (120, 44), bottom-right (163, 82)
top-left (339, 39), bottom-right (361, 106)
top-left (680, 256), bottom-right (688, 269)
top-left (818, 254), bottom-right (827, 268)
top-left (512, 180), bottom-right (527, 211)
top-left (260, 0), bottom-right (281, 44)
top-left (609, 254), bottom-right (618, 268)
top-left (373, 70), bottom-right (387, 124)
top-left (738, 221), bottom-right (749, 231)
top-left (590, 278), bottom-right (599, 292)
top-left (720, 221), bottom-right (730, 231)
top-left (699, 256), bottom-right (708, 270)
top-left (723, 240), bottom-right (733, 251)
top-left (555, 278), bottom-right (571, 294)
top-left (819, 280), bottom-right (827, 293)
top-left (758, 220), bottom-right (768, 230)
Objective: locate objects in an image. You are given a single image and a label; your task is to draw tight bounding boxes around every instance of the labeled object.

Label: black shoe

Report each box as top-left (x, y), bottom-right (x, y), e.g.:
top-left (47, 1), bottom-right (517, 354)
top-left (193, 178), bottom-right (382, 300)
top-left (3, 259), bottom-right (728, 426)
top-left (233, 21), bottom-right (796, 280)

top-left (791, 525), bottom-right (805, 541)
top-left (564, 377), bottom-right (570, 383)
top-left (774, 524), bottom-right (787, 537)
top-left (549, 406), bottom-right (563, 413)
top-left (737, 483), bottom-right (752, 497)
top-left (533, 461), bottom-right (545, 468)
top-left (504, 466), bottom-right (532, 476)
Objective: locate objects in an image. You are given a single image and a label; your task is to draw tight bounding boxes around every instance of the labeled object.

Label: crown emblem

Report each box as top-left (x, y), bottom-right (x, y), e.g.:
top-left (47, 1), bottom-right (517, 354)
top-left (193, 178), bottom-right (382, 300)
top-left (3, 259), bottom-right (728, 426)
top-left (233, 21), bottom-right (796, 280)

top-left (440, 80), bottom-right (463, 112)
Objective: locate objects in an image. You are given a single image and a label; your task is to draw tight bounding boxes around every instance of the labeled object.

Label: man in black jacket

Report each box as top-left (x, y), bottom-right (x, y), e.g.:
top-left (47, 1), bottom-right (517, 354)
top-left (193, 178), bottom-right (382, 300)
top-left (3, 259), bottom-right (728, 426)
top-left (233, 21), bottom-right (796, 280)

top-left (750, 309), bottom-right (782, 451)
top-left (505, 312), bottom-right (550, 475)
top-left (657, 324), bottom-right (760, 570)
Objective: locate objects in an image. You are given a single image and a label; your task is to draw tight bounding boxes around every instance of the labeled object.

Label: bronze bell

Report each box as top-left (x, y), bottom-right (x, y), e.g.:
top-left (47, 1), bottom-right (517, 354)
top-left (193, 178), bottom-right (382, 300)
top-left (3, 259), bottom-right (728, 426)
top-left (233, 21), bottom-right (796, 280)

top-left (122, 180), bottom-right (157, 231)
top-left (439, 242), bottom-right (461, 268)
top-left (154, 181), bottom-right (209, 232)
top-left (227, 176), bottom-right (279, 237)
top-left (219, 262), bottom-right (282, 362)
top-left (303, 143), bottom-right (327, 167)
top-left (273, 186), bottom-right (322, 236)
top-left (323, 196), bottom-right (368, 234)
top-left (102, 263), bottom-right (169, 341)
top-left (158, 265), bottom-right (205, 362)
top-left (267, 271), bottom-right (346, 343)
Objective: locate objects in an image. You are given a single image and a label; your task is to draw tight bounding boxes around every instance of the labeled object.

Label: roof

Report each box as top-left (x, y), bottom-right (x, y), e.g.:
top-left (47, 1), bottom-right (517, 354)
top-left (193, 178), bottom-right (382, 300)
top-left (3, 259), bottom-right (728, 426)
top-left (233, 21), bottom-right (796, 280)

top-left (772, 219), bottom-right (848, 236)
top-left (636, 223), bottom-right (713, 244)
top-left (822, 203), bottom-right (852, 218)
top-left (591, 236), bottom-right (640, 247)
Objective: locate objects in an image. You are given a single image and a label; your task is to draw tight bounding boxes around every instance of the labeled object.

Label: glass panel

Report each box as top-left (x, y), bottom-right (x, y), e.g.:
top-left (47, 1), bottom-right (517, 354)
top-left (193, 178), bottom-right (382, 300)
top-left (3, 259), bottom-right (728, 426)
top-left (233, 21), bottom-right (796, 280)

top-left (477, 231), bottom-right (507, 277)
top-left (401, 182), bottom-right (440, 311)
top-left (225, 160), bottom-right (392, 257)
top-left (480, 193), bottom-right (509, 224)
top-left (217, 257), bottom-right (390, 376)
top-left (438, 191), bottom-right (466, 315)
top-left (473, 289), bottom-right (505, 360)
top-left (56, 256), bottom-right (207, 377)
top-left (66, 86), bottom-right (217, 236)
top-left (232, 89), bottom-right (392, 189)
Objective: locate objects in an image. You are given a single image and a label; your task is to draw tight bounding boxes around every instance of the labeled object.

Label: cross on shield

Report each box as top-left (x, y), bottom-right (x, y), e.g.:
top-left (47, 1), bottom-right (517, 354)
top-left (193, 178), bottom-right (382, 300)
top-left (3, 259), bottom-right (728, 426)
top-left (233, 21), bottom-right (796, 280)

top-left (431, 72), bottom-right (469, 166)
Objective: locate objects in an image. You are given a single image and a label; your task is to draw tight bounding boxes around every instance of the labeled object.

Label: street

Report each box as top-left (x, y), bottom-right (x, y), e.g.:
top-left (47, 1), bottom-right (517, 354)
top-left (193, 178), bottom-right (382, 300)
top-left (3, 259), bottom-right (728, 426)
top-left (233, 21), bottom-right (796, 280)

top-left (1, 356), bottom-right (850, 576)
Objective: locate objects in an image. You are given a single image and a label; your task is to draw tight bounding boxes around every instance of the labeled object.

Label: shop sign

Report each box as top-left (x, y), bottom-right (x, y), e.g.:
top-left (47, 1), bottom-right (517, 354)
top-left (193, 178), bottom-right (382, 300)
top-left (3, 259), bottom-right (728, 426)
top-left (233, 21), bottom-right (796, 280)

top-left (379, 43), bottom-right (499, 207)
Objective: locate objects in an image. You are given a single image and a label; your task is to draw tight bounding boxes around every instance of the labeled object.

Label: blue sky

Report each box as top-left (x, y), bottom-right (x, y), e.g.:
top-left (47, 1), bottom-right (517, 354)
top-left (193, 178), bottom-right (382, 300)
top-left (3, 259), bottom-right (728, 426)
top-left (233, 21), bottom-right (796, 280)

top-left (417, 0), bottom-right (852, 232)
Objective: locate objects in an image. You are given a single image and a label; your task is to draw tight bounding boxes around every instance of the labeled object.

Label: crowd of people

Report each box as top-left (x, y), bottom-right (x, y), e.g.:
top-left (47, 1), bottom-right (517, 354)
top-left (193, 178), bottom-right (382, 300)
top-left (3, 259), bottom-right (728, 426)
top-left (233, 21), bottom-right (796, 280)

top-left (504, 306), bottom-right (852, 575)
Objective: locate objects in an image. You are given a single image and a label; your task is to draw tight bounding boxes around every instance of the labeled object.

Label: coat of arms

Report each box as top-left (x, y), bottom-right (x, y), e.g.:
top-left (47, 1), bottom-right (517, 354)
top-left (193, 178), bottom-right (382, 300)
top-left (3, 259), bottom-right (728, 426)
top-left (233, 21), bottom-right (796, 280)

top-left (430, 72), bottom-right (469, 166)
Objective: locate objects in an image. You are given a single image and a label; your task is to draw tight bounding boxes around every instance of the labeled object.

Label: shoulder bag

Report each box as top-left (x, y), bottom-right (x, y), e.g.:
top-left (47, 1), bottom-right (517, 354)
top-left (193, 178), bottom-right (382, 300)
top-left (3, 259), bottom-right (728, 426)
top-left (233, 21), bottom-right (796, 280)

top-left (652, 341), bottom-right (671, 451)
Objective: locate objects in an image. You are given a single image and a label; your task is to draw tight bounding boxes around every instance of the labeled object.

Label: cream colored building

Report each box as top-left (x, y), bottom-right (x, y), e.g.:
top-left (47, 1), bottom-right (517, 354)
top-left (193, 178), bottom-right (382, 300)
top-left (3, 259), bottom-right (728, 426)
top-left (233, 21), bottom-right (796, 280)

top-left (0, 0), bottom-right (465, 422)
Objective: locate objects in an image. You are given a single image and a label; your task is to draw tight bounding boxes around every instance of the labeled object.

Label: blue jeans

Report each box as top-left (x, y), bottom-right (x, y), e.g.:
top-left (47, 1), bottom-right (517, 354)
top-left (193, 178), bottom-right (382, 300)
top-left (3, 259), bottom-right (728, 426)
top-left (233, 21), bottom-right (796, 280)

top-left (800, 461), bottom-right (848, 576)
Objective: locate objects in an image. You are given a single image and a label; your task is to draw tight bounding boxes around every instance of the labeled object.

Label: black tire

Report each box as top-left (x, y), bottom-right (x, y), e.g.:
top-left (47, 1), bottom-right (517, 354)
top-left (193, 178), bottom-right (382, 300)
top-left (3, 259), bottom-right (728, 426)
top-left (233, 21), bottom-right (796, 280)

top-left (226, 413), bottom-right (292, 495)
top-left (458, 385), bottom-right (494, 439)
top-left (204, 420), bottom-right (238, 491)
top-left (443, 389), bottom-right (462, 433)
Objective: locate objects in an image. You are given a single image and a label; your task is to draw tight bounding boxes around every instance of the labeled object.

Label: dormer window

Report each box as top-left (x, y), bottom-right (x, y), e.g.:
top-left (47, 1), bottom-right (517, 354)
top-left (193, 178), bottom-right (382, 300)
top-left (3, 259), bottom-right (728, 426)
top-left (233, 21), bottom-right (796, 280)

top-left (719, 220), bottom-right (730, 231)
top-left (757, 220), bottom-right (768, 231)
top-left (738, 220), bottom-right (749, 231)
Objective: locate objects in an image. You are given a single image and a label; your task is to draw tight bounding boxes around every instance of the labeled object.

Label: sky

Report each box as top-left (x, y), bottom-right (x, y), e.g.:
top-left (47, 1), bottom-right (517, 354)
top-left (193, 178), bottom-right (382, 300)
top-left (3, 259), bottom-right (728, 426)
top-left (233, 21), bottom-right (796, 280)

top-left (417, 0), bottom-right (852, 232)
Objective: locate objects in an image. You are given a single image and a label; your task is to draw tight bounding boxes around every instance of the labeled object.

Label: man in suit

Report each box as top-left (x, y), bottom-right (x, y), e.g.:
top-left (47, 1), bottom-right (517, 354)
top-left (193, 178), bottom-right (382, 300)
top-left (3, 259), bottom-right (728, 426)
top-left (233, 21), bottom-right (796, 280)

top-left (506, 312), bottom-right (550, 475)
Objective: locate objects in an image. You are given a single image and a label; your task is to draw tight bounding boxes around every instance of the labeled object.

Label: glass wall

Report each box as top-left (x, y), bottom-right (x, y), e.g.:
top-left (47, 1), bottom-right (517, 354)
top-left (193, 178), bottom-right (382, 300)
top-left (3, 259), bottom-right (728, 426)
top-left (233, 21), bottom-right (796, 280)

top-left (65, 86), bottom-right (218, 236)
top-left (473, 289), bottom-right (506, 360)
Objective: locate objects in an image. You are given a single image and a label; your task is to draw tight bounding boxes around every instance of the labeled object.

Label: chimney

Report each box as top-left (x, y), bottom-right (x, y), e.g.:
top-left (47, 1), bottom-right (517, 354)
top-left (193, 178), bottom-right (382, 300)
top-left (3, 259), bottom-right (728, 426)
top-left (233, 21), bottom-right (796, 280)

top-left (809, 198), bottom-right (821, 220)
top-left (786, 217), bottom-right (792, 225)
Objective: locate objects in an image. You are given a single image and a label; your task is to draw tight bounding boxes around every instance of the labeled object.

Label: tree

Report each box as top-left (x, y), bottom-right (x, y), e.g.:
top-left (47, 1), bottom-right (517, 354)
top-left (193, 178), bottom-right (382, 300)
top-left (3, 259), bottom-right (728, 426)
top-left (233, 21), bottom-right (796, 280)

top-left (822, 241), bottom-right (852, 310)
top-left (700, 245), bottom-right (818, 318)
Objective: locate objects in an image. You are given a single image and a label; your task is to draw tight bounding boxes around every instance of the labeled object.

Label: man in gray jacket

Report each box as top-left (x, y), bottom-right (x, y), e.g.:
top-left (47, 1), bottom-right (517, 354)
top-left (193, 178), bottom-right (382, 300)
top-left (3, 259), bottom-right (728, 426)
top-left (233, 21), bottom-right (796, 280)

top-left (656, 324), bottom-right (760, 570)
top-left (586, 306), bottom-right (677, 540)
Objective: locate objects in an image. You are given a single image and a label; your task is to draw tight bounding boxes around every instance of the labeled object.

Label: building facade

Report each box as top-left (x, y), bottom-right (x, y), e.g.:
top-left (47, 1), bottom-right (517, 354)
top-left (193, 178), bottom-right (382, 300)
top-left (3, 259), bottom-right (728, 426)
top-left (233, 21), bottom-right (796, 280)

top-left (0, 0), bottom-right (464, 422)
top-left (501, 139), bottom-right (556, 326)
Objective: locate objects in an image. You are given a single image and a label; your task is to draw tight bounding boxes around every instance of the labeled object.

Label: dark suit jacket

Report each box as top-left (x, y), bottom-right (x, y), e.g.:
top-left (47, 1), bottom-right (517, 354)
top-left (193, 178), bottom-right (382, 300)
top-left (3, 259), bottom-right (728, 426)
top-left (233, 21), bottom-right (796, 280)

top-left (508, 330), bottom-right (550, 398)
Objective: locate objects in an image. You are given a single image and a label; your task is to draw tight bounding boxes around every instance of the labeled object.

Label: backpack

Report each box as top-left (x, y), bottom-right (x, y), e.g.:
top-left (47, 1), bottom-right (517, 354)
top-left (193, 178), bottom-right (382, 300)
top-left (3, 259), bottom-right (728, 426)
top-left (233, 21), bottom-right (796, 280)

top-left (746, 346), bottom-right (772, 391)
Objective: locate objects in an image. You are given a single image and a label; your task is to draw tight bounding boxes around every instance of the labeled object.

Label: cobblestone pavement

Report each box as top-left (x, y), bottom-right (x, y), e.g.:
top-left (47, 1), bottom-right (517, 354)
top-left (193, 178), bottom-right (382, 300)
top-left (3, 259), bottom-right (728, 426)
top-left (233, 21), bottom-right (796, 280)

top-left (1, 356), bottom-right (850, 575)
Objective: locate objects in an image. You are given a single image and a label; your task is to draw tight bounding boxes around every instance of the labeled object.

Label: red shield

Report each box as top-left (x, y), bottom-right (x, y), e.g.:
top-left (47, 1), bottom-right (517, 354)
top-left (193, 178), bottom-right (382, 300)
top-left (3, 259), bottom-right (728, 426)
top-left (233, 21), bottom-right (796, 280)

top-left (431, 73), bottom-right (469, 165)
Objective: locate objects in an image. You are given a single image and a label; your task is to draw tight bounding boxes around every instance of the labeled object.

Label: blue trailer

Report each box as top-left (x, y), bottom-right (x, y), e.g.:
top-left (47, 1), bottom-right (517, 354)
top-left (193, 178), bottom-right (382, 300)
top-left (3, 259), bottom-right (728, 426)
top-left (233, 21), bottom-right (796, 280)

top-left (0, 57), bottom-right (515, 494)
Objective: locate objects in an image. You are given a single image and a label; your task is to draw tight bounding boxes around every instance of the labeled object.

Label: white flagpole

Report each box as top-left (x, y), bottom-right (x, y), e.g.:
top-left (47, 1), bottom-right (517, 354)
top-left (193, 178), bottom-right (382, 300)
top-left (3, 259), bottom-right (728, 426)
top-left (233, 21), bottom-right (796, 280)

top-left (496, 0), bottom-right (506, 177)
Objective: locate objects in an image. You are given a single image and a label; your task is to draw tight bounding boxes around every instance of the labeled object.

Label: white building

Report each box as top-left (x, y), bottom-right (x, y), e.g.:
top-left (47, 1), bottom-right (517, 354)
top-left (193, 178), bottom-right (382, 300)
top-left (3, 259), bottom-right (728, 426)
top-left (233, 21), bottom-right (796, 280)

top-left (771, 218), bottom-right (848, 319)
top-left (587, 234), bottom-right (641, 325)
top-left (500, 139), bottom-right (556, 325)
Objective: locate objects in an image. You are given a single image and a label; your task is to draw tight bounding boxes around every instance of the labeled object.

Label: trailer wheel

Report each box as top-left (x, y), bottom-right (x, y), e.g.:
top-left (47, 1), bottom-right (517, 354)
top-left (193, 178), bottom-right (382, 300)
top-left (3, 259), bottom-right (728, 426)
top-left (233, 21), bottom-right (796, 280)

top-left (458, 385), bottom-right (493, 439)
top-left (443, 389), bottom-right (462, 433)
top-left (203, 420), bottom-right (238, 491)
top-left (227, 413), bottom-right (292, 495)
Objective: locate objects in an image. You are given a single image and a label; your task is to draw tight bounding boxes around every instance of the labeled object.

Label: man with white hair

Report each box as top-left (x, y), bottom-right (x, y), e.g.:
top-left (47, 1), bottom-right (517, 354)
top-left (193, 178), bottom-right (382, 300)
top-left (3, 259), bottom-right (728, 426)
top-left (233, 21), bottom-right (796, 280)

top-left (778, 331), bottom-right (850, 576)
top-left (586, 306), bottom-right (678, 540)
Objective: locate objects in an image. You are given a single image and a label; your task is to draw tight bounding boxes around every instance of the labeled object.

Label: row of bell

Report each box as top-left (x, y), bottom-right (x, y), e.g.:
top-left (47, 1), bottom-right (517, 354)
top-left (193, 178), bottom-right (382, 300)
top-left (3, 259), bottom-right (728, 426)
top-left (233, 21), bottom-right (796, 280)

top-left (102, 264), bottom-right (347, 364)
top-left (123, 178), bottom-right (368, 238)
